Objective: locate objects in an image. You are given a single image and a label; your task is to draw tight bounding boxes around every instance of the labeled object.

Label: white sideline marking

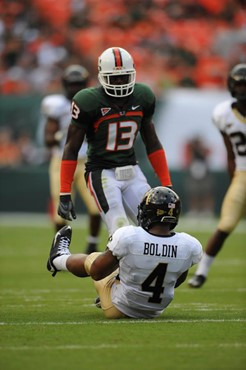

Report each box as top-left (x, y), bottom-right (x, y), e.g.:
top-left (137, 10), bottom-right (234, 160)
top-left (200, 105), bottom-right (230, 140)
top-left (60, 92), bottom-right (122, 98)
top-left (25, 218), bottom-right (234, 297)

top-left (4, 304), bottom-right (95, 309)
top-left (172, 303), bottom-right (244, 307)
top-left (0, 289), bottom-right (91, 295)
top-left (0, 342), bottom-right (245, 351)
top-left (182, 308), bottom-right (246, 312)
top-left (178, 288), bottom-right (246, 293)
top-left (176, 343), bottom-right (246, 348)
top-left (219, 343), bottom-right (246, 348)
top-left (0, 344), bottom-right (119, 351)
top-left (0, 319), bottom-right (245, 326)
top-left (1, 287), bottom-right (245, 296)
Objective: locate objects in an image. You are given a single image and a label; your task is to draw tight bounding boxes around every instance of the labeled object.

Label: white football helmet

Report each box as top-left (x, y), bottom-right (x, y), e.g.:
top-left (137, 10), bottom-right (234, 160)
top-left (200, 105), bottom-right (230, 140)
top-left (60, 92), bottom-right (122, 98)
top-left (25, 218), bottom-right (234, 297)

top-left (98, 47), bottom-right (136, 97)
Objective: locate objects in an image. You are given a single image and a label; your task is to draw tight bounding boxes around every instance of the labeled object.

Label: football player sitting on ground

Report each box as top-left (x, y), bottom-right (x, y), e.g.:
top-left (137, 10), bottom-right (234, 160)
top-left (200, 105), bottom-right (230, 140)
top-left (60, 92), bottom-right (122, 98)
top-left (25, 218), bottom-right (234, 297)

top-left (188, 63), bottom-right (246, 288)
top-left (57, 47), bottom-right (172, 237)
top-left (47, 187), bottom-right (202, 319)
top-left (40, 65), bottom-right (101, 254)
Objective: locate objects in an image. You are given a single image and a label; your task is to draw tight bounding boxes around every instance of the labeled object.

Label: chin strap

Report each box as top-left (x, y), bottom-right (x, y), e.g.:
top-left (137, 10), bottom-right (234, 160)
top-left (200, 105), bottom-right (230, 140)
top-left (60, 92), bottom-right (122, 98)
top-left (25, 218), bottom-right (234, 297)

top-left (148, 149), bottom-right (172, 187)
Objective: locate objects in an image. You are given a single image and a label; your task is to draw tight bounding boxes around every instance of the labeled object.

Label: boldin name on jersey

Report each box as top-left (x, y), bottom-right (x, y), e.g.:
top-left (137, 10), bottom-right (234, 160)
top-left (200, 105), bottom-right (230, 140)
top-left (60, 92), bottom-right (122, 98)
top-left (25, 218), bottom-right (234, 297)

top-left (143, 242), bottom-right (177, 257)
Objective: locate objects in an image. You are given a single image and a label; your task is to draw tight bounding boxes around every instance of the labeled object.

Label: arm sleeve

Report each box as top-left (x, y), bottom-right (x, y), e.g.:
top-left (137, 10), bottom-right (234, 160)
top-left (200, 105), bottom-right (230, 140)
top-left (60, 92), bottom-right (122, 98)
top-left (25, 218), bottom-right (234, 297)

top-left (148, 149), bottom-right (172, 186)
top-left (60, 160), bottom-right (77, 194)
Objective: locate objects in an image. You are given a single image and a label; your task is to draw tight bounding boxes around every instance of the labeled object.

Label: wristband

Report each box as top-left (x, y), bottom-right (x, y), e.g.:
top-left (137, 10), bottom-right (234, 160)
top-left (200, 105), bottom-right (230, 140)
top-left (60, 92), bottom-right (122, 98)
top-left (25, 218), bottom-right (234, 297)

top-left (148, 149), bottom-right (172, 186)
top-left (60, 160), bottom-right (77, 193)
top-left (60, 194), bottom-right (72, 201)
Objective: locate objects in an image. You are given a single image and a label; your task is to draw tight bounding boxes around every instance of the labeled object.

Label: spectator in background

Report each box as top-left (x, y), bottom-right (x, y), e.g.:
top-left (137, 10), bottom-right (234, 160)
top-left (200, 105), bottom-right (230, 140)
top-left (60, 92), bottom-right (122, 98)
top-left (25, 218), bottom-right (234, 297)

top-left (0, 126), bottom-right (48, 167)
top-left (0, 127), bottom-right (21, 167)
top-left (183, 136), bottom-right (214, 216)
top-left (17, 130), bottom-right (47, 165)
top-left (0, 0), bottom-right (245, 96)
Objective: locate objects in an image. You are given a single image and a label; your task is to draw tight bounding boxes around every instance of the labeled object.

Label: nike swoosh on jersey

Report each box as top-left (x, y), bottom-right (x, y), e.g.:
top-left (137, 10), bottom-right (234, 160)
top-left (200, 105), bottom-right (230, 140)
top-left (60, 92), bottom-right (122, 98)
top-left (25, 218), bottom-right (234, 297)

top-left (132, 105), bottom-right (140, 110)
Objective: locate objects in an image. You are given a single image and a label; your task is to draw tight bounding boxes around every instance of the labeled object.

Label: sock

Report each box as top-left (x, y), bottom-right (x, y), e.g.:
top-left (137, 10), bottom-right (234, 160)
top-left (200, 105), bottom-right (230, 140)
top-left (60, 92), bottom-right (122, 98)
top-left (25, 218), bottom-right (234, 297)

top-left (53, 255), bottom-right (70, 271)
top-left (87, 236), bottom-right (99, 245)
top-left (195, 253), bottom-right (214, 277)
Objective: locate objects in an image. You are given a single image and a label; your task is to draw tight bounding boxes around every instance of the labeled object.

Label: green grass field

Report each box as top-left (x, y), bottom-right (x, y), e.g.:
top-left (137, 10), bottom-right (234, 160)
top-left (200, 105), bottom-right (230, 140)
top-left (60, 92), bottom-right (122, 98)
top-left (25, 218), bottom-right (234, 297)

top-left (0, 217), bottom-right (245, 370)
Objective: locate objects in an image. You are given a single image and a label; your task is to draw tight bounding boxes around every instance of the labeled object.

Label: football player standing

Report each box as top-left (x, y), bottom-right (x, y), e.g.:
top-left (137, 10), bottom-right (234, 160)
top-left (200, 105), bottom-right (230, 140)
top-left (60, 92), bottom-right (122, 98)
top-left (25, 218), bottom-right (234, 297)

top-left (189, 63), bottom-right (246, 288)
top-left (58, 47), bottom-right (172, 235)
top-left (40, 65), bottom-right (101, 254)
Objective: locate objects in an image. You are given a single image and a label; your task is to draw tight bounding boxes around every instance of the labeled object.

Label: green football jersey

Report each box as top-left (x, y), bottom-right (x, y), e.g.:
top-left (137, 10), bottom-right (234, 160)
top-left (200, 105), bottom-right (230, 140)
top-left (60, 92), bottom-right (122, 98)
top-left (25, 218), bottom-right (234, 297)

top-left (71, 83), bottom-right (155, 172)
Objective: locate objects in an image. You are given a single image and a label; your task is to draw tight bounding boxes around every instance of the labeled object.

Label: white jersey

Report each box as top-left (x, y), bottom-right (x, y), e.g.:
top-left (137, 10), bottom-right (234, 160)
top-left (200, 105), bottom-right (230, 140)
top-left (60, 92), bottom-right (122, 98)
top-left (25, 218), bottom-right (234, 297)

top-left (108, 225), bottom-right (202, 319)
top-left (40, 94), bottom-right (87, 158)
top-left (212, 99), bottom-right (246, 171)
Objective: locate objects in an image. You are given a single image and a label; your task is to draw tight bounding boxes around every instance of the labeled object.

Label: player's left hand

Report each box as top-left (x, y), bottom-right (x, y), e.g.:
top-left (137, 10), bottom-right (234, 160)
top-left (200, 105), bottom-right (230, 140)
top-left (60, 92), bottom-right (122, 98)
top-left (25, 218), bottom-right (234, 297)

top-left (58, 194), bottom-right (76, 221)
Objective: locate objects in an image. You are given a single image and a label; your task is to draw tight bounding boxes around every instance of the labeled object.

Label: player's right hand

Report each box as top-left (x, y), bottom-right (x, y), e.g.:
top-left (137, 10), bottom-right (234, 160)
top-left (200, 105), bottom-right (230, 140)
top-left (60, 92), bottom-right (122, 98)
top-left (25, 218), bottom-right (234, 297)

top-left (58, 194), bottom-right (76, 221)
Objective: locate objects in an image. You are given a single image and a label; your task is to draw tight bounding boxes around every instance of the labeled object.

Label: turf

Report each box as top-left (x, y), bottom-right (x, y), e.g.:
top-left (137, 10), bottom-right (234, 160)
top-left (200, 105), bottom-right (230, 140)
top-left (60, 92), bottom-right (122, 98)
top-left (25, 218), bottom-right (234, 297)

top-left (0, 220), bottom-right (245, 370)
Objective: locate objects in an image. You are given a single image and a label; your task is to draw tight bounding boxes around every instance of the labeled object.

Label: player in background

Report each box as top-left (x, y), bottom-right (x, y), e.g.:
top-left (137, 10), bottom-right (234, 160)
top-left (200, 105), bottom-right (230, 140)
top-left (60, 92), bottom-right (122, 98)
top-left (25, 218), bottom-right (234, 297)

top-left (40, 65), bottom-right (101, 254)
top-left (47, 187), bottom-right (202, 319)
top-left (188, 63), bottom-right (246, 288)
top-left (57, 47), bottom-right (172, 236)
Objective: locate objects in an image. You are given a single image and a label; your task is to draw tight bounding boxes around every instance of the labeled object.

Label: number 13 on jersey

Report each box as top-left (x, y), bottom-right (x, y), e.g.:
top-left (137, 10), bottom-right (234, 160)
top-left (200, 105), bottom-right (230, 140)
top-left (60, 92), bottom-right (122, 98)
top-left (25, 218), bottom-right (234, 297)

top-left (106, 121), bottom-right (138, 151)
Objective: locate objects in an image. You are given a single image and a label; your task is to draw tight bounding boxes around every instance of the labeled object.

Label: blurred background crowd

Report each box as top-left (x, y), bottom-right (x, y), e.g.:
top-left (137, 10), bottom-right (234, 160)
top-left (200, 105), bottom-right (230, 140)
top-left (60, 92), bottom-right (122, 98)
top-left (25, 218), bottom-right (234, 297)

top-left (1, 0), bottom-right (245, 97)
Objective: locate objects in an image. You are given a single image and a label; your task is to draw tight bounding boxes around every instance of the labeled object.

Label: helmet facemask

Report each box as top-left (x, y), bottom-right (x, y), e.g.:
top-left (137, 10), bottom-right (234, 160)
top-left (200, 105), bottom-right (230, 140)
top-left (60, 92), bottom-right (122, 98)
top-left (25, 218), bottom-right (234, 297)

top-left (98, 70), bottom-right (136, 97)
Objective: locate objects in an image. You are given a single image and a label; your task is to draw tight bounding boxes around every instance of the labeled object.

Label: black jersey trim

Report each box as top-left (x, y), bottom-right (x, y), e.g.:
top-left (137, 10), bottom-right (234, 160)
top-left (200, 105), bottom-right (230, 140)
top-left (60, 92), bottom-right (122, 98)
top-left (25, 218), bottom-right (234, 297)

top-left (90, 170), bottom-right (109, 214)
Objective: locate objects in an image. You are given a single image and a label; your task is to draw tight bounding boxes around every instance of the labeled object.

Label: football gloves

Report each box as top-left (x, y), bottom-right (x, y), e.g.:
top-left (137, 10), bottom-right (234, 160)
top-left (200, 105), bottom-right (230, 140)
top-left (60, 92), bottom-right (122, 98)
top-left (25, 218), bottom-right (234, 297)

top-left (58, 194), bottom-right (76, 221)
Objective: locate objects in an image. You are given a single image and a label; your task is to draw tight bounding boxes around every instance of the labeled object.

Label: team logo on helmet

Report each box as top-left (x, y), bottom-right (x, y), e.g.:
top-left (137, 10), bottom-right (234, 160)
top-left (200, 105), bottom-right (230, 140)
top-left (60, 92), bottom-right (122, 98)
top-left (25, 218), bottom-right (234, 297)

top-left (137, 186), bottom-right (181, 231)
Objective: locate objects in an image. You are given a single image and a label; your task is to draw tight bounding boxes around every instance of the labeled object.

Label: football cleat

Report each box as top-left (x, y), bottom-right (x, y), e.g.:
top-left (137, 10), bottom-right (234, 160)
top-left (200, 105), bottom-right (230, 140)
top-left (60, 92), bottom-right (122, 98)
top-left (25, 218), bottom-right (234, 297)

top-left (94, 296), bottom-right (101, 309)
top-left (188, 274), bottom-right (206, 288)
top-left (47, 226), bottom-right (72, 277)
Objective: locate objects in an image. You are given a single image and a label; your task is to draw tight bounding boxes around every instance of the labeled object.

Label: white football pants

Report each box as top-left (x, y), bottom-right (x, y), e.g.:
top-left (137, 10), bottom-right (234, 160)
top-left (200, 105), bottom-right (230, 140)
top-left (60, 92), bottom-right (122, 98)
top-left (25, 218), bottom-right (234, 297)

top-left (87, 165), bottom-right (150, 235)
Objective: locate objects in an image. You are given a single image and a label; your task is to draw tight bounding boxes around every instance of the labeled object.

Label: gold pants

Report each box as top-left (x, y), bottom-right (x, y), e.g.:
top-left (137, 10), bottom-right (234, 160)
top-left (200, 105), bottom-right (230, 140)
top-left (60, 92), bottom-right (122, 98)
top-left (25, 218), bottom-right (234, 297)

top-left (84, 252), bottom-right (127, 319)
top-left (218, 171), bottom-right (246, 233)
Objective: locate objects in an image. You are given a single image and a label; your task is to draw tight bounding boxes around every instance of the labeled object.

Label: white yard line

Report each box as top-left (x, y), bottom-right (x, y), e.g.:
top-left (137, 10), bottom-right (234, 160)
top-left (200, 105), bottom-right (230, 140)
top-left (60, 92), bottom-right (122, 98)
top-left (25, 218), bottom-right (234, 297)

top-left (1, 287), bottom-right (245, 297)
top-left (0, 344), bottom-right (120, 351)
top-left (0, 342), bottom-right (245, 351)
top-left (0, 319), bottom-right (245, 326)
